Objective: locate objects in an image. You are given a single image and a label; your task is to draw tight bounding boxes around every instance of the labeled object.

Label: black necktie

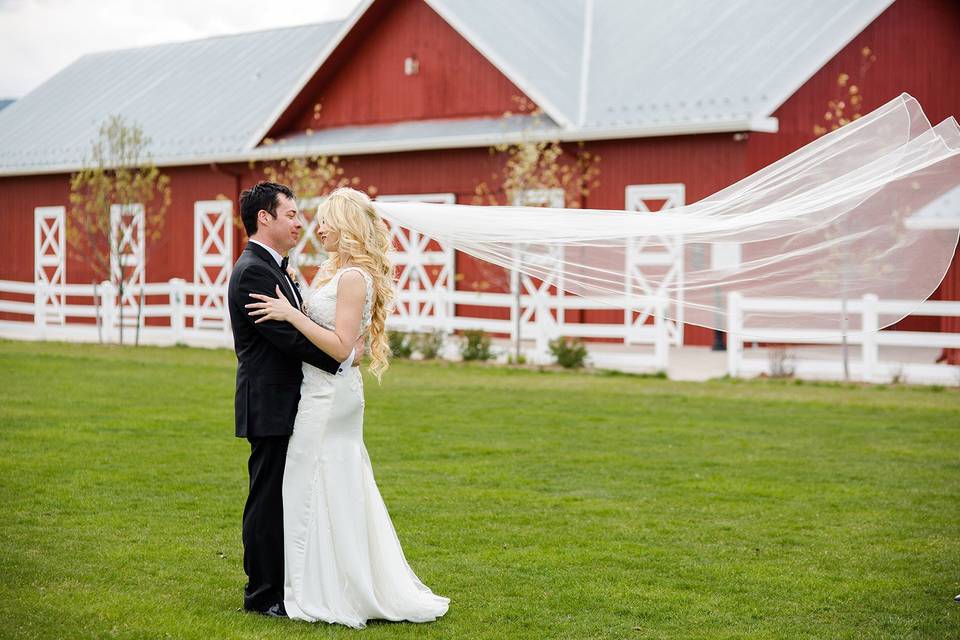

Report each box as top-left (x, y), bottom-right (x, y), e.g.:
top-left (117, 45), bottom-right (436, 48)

top-left (276, 256), bottom-right (301, 307)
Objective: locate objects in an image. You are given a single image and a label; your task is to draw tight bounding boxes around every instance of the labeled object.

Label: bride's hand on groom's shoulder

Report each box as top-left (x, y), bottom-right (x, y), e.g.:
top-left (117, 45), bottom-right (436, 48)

top-left (246, 285), bottom-right (297, 324)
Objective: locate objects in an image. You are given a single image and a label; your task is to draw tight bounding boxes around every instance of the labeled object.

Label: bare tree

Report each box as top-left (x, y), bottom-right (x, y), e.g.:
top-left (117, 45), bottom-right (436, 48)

top-left (811, 47), bottom-right (877, 379)
top-left (473, 97), bottom-right (600, 208)
top-left (68, 115), bottom-right (171, 345)
top-left (472, 97), bottom-right (601, 361)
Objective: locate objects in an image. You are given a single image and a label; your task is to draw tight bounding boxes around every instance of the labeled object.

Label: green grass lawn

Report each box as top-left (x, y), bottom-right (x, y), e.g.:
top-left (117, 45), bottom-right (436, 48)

top-left (0, 340), bottom-right (958, 639)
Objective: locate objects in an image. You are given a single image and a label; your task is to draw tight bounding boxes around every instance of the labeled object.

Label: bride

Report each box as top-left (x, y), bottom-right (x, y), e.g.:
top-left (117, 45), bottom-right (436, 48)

top-left (246, 187), bottom-right (450, 628)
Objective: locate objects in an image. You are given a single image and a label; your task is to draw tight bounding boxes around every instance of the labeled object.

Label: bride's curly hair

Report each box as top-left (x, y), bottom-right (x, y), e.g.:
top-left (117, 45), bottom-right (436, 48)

top-left (314, 187), bottom-right (396, 382)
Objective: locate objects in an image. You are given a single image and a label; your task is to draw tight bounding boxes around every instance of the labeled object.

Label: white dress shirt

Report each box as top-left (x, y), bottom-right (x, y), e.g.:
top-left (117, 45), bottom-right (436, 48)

top-left (249, 239), bottom-right (354, 373)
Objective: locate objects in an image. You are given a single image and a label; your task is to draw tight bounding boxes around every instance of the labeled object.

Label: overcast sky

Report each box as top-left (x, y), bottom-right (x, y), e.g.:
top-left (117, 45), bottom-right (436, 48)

top-left (0, 0), bottom-right (364, 98)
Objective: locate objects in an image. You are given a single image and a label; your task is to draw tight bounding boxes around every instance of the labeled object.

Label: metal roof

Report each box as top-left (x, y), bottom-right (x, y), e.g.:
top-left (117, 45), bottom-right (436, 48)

top-left (0, 100), bottom-right (13, 113)
top-left (0, 0), bottom-right (895, 174)
top-left (260, 113), bottom-right (553, 157)
top-left (0, 21), bottom-right (343, 174)
top-left (430, 0), bottom-right (893, 131)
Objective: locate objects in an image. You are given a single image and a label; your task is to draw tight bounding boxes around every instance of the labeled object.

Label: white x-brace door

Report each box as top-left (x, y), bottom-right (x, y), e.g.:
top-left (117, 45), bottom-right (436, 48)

top-left (377, 193), bottom-right (456, 332)
top-left (624, 184), bottom-right (685, 346)
top-left (512, 189), bottom-right (566, 353)
top-left (34, 206), bottom-right (66, 327)
top-left (110, 203), bottom-right (145, 328)
top-left (193, 200), bottom-right (233, 330)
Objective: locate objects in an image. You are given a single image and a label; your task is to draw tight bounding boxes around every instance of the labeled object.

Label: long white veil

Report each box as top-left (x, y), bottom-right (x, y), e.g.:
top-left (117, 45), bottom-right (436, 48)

top-left (374, 94), bottom-right (960, 339)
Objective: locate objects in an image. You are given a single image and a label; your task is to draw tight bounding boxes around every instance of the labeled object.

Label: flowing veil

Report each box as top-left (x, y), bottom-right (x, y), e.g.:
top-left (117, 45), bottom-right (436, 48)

top-left (374, 93), bottom-right (960, 340)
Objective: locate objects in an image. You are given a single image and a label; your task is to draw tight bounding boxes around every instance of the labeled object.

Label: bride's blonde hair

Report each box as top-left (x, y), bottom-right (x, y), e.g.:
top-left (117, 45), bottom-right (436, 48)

top-left (314, 187), bottom-right (395, 381)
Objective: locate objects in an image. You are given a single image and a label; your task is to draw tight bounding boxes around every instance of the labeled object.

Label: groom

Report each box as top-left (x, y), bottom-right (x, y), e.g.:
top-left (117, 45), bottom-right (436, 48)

top-left (227, 181), bottom-right (361, 617)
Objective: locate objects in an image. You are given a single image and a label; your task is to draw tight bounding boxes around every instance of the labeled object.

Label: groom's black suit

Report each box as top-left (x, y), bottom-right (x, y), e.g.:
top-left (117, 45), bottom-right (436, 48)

top-left (228, 241), bottom-right (340, 612)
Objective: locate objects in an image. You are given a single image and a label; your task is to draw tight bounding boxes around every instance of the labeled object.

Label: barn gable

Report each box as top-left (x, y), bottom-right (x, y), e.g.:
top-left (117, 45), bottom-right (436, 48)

top-left (250, 0), bottom-right (902, 153)
top-left (265, 0), bottom-right (535, 140)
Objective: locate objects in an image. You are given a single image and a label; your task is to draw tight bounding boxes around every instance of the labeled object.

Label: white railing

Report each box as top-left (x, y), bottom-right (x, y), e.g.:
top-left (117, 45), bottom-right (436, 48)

top-left (388, 288), bottom-right (671, 369)
top-left (5, 277), bottom-right (958, 383)
top-left (727, 292), bottom-right (960, 384)
top-left (0, 277), bottom-right (673, 371)
top-left (0, 279), bottom-right (233, 348)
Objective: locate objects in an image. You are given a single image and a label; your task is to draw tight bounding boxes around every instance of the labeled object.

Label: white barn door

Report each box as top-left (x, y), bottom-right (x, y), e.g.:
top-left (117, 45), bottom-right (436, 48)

top-left (377, 193), bottom-right (456, 332)
top-left (193, 200), bottom-right (233, 331)
top-left (624, 184), bottom-right (685, 346)
top-left (110, 203), bottom-right (145, 332)
top-left (34, 206), bottom-right (66, 330)
top-left (513, 188), bottom-right (566, 358)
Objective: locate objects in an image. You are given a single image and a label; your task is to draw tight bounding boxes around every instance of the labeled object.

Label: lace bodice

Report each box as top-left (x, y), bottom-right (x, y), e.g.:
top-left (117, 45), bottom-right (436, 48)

top-left (302, 267), bottom-right (374, 334)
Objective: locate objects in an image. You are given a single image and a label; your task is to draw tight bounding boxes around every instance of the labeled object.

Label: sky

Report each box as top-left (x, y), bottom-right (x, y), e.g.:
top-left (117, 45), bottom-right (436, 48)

top-left (0, 0), bottom-right (364, 98)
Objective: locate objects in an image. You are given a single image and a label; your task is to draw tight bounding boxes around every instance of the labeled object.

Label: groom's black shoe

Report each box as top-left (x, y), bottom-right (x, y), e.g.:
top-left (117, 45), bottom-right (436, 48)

top-left (245, 602), bottom-right (287, 618)
top-left (261, 602), bottom-right (287, 618)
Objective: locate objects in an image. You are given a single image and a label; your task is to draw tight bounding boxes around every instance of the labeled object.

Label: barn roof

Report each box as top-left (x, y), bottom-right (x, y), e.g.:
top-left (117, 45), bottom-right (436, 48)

top-left (429, 0), bottom-right (893, 131)
top-left (0, 0), bottom-right (894, 175)
top-left (0, 21), bottom-right (344, 175)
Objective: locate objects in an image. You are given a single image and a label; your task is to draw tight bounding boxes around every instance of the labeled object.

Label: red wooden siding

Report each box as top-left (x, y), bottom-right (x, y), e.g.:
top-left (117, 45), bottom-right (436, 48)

top-left (2, 0), bottom-right (958, 350)
top-left (269, 0), bottom-right (531, 138)
top-left (748, 0), bottom-right (960, 341)
top-left (0, 174), bottom-right (70, 282)
top-left (0, 168), bottom-right (241, 287)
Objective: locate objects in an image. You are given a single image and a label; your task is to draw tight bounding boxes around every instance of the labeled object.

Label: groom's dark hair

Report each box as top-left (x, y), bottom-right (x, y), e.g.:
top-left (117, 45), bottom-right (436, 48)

top-left (239, 181), bottom-right (296, 236)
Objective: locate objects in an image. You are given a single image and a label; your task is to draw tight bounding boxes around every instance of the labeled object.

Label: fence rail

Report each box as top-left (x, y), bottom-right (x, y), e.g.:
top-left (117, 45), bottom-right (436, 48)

top-left (727, 292), bottom-right (960, 384)
top-left (2, 279), bottom-right (958, 383)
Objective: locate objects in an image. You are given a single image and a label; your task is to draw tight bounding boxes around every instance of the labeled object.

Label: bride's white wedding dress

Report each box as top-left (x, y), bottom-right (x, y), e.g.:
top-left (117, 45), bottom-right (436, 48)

top-left (282, 266), bottom-right (450, 628)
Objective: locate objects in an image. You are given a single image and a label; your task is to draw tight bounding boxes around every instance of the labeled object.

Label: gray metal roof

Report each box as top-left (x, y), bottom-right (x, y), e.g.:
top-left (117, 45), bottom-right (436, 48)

top-left (259, 113), bottom-right (556, 157)
top-left (430, 0), bottom-right (893, 131)
top-left (0, 0), bottom-right (896, 174)
top-left (0, 21), bottom-right (342, 174)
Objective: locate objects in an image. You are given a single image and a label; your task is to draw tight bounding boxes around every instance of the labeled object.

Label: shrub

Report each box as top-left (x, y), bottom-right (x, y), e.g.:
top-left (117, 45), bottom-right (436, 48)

top-left (416, 330), bottom-right (445, 360)
top-left (767, 346), bottom-right (794, 378)
top-left (460, 330), bottom-right (493, 361)
top-left (548, 337), bottom-right (588, 369)
top-left (388, 330), bottom-right (413, 358)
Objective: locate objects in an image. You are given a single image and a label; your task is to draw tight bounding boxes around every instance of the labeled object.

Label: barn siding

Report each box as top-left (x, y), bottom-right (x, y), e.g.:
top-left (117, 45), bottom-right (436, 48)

top-left (270, 0), bottom-right (529, 138)
top-left (1, 0), bottom-right (958, 350)
top-left (749, 0), bottom-right (960, 342)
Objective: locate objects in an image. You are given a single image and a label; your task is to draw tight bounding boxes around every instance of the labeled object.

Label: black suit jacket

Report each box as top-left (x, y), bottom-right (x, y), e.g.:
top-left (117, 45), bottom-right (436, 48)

top-left (228, 242), bottom-right (340, 438)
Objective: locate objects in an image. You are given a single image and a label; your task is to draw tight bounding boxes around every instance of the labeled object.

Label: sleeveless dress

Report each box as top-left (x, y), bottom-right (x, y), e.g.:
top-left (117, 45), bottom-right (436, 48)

top-left (281, 266), bottom-right (450, 628)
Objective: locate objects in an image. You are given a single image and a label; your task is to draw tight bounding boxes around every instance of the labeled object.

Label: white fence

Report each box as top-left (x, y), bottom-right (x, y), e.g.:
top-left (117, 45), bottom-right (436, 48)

top-left (3, 278), bottom-right (959, 384)
top-left (0, 277), bottom-right (673, 370)
top-left (727, 292), bottom-right (960, 385)
top-left (0, 279), bottom-right (232, 348)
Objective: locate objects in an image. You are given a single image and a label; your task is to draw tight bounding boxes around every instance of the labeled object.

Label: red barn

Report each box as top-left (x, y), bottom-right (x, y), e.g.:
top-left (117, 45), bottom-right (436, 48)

top-left (0, 0), bottom-right (957, 368)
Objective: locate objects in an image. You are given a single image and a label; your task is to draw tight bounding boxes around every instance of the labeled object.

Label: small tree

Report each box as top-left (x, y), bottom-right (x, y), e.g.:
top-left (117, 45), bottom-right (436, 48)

top-left (473, 97), bottom-right (600, 208)
top-left (811, 47), bottom-right (877, 379)
top-left (68, 115), bottom-right (171, 345)
top-left (472, 97), bottom-right (601, 361)
top-left (813, 47), bottom-right (876, 137)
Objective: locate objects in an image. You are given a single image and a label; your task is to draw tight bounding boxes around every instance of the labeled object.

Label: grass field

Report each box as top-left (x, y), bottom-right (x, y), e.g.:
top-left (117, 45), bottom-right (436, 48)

top-left (0, 340), bottom-right (958, 639)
